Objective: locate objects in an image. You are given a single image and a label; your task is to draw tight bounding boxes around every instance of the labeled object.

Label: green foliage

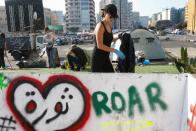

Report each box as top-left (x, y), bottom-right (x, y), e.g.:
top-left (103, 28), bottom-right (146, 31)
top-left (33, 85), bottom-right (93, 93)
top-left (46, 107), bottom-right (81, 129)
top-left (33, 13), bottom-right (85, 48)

top-left (0, 74), bottom-right (9, 90)
top-left (175, 47), bottom-right (196, 73)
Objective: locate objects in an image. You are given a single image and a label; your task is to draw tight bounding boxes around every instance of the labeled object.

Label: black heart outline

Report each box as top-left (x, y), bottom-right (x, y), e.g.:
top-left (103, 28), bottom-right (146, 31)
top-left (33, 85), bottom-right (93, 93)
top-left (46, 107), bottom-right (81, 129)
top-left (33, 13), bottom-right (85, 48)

top-left (6, 74), bottom-right (91, 131)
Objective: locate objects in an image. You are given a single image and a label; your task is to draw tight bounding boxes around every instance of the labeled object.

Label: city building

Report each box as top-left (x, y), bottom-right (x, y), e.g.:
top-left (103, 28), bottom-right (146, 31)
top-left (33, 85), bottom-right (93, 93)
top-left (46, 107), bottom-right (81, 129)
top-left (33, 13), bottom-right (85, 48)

top-left (52, 11), bottom-right (64, 25)
top-left (44, 8), bottom-right (52, 26)
top-left (139, 16), bottom-right (149, 27)
top-left (5, 0), bottom-right (45, 32)
top-left (178, 8), bottom-right (185, 24)
top-left (65, 0), bottom-right (96, 32)
top-left (185, 4), bottom-right (188, 22)
top-left (161, 7), bottom-right (184, 25)
top-left (157, 12), bottom-right (162, 21)
top-left (99, 0), bottom-right (128, 29)
top-left (96, 13), bottom-right (102, 23)
top-left (150, 12), bottom-right (162, 27)
top-left (127, 2), bottom-right (133, 29)
top-left (162, 8), bottom-right (173, 21)
top-left (0, 6), bottom-right (8, 33)
top-left (187, 0), bottom-right (196, 33)
top-left (132, 11), bottom-right (140, 28)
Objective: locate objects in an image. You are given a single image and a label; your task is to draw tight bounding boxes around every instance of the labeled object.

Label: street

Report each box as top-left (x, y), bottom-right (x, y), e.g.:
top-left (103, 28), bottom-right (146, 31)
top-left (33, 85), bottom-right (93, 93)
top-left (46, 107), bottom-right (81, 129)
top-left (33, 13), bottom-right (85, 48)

top-left (161, 39), bottom-right (196, 58)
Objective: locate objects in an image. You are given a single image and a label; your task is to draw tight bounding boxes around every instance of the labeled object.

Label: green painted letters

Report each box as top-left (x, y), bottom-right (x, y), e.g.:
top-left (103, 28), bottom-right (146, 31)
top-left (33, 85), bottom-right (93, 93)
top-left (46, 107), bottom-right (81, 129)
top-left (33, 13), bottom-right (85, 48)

top-left (145, 82), bottom-right (167, 111)
top-left (92, 91), bottom-right (111, 116)
top-left (111, 92), bottom-right (126, 113)
top-left (128, 86), bottom-right (144, 116)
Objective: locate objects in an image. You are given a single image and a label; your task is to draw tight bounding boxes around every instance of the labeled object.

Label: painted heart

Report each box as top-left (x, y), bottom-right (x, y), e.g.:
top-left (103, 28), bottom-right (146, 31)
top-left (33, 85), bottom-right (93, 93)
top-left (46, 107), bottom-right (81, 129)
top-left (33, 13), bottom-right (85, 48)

top-left (6, 75), bottom-right (91, 131)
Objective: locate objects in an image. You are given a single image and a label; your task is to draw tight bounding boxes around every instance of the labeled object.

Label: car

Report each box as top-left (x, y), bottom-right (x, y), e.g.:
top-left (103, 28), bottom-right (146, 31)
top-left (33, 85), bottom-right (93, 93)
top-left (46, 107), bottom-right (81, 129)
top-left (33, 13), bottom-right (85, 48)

top-left (55, 37), bottom-right (68, 46)
top-left (71, 38), bottom-right (83, 45)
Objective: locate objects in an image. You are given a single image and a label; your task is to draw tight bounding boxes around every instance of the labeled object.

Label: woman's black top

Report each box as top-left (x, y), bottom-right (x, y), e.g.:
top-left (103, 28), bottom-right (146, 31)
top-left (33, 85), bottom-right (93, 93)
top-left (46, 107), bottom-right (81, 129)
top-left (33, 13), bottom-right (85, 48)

top-left (92, 21), bottom-right (113, 60)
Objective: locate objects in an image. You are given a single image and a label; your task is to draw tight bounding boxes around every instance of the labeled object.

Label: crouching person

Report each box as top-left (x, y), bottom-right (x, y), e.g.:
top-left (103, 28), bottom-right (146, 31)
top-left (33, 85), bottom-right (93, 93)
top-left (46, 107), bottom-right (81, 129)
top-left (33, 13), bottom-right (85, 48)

top-left (67, 45), bottom-right (87, 71)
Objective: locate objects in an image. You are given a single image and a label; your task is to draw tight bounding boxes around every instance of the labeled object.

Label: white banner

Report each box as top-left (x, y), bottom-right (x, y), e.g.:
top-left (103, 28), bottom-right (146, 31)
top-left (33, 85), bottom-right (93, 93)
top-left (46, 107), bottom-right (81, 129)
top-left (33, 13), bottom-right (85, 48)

top-left (0, 73), bottom-right (193, 131)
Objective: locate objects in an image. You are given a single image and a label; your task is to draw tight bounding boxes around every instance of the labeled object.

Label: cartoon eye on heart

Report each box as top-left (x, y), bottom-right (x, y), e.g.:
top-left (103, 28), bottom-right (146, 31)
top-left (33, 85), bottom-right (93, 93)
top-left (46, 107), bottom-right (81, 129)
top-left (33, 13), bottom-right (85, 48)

top-left (6, 75), bottom-right (91, 131)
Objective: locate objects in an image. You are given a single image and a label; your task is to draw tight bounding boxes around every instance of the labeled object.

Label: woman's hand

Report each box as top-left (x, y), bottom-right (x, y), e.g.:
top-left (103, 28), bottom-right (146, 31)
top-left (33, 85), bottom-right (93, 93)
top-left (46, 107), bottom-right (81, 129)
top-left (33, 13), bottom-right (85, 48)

top-left (114, 49), bottom-right (125, 60)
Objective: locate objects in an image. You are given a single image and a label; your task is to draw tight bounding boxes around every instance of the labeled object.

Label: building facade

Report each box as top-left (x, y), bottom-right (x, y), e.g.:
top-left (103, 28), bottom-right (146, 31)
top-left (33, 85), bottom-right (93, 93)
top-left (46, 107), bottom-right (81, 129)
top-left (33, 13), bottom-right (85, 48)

top-left (139, 16), bottom-right (149, 27)
top-left (5, 0), bottom-right (45, 32)
top-left (185, 4), bottom-right (188, 22)
top-left (52, 11), bottom-right (64, 25)
top-left (132, 11), bottom-right (140, 28)
top-left (162, 8), bottom-right (171, 21)
top-left (44, 8), bottom-right (52, 26)
top-left (0, 6), bottom-right (8, 33)
top-left (65, 0), bottom-right (96, 32)
top-left (161, 7), bottom-right (184, 25)
top-left (178, 8), bottom-right (185, 24)
top-left (99, 0), bottom-right (128, 29)
top-left (127, 2), bottom-right (133, 29)
top-left (187, 0), bottom-right (196, 33)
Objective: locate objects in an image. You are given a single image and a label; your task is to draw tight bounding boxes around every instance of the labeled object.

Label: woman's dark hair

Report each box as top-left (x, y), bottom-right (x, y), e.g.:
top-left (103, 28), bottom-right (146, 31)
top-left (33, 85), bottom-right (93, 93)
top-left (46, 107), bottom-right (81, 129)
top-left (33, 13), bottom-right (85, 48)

top-left (102, 4), bottom-right (118, 19)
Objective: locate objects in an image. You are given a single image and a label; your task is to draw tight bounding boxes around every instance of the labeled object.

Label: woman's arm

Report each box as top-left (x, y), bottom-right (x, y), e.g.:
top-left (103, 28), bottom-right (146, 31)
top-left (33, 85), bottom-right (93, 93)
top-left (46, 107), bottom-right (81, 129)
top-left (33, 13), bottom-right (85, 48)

top-left (95, 23), bottom-right (115, 53)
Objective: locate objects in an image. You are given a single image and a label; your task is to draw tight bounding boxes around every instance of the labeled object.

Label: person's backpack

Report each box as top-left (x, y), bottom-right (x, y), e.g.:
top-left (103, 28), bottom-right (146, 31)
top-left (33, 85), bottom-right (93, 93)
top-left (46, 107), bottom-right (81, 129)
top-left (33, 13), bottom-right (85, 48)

top-left (116, 33), bottom-right (135, 73)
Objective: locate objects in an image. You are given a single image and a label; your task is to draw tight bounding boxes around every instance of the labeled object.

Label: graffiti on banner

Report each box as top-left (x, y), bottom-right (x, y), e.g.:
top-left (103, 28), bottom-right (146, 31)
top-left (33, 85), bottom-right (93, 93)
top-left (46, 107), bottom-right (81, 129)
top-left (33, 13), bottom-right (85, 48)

top-left (188, 103), bottom-right (196, 131)
top-left (101, 119), bottom-right (154, 131)
top-left (93, 82), bottom-right (168, 117)
top-left (0, 116), bottom-right (16, 131)
top-left (6, 75), bottom-right (91, 131)
top-left (0, 73), bottom-right (9, 90)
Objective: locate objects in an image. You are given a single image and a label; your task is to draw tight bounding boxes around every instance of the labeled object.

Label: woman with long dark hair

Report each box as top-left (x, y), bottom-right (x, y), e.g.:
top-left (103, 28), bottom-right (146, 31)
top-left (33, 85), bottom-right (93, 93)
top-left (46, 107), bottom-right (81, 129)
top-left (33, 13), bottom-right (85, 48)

top-left (91, 4), bottom-right (125, 72)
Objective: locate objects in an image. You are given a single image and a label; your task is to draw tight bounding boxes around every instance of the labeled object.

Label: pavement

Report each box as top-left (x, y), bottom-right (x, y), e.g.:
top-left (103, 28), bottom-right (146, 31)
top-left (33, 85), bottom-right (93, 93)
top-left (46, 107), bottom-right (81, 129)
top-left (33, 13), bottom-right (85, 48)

top-left (161, 39), bottom-right (196, 59)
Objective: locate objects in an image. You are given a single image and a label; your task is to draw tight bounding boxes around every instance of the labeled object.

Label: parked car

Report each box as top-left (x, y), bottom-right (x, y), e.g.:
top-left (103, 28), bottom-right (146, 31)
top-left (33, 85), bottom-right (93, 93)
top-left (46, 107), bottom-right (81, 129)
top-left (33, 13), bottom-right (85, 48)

top-left (71, 38), bottom-right (83, 45)
top-left (55, 37), bottom-right (68, 46)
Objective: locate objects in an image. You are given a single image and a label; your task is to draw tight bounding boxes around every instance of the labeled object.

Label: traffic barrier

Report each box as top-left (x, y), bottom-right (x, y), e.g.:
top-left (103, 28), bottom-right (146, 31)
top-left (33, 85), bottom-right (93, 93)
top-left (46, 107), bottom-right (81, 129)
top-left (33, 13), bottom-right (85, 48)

top-left (0, 73), bottom-right (195, 131)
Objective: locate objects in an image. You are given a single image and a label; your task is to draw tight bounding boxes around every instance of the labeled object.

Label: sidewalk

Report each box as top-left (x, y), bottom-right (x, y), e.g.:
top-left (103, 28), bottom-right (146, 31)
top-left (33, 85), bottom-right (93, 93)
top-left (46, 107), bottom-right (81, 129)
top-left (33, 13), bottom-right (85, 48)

top-left (165, 47), bottom-right (196, 58)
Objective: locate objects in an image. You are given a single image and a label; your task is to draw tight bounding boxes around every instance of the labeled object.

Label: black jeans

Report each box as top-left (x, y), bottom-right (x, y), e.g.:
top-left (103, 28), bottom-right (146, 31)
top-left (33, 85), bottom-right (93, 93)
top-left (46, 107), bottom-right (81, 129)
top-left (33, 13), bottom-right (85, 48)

top-left (0, 48), bottom-right (5, 68)
top-left (67, 55), bottom-right (82, 71)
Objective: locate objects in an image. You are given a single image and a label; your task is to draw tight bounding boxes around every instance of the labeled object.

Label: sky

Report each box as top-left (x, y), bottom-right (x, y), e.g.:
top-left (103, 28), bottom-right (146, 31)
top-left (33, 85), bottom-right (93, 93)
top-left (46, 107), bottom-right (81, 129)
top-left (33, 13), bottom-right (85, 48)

top-left (0, 0), bottom-right (188, 17)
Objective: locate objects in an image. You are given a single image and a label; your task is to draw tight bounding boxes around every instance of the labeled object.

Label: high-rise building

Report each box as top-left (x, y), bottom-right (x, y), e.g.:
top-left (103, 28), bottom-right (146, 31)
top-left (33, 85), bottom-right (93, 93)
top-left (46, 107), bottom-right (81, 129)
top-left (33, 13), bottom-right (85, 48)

top-left (5, 0), bottom-right (45, 32)
top-left (162, 8), bottom-right (181, 25)
top-left (185, 4), bottom-right (188, 22)
top-left (44, 8), bottom-right (52, 26)
top-left (139, 16), bottom-right (149, 27)
top-left (162, 8), bottom-right (171, 21)
top-left (65, 0), bottom-right (96, 32)
top-left (150, 13), bottom-right (158, 27)
top-left (99, 0), bottom-right (128, 29)
top-left (132, 11), bottom-right (140, 28)
top-left (187, 0), bottom-right (196, 33)
top-left (127, 2), bottom-right (133, 29)
top-left (0, 6), bottom-right (8, 33)
top-left (178, 8), bottom-right (185, 24)
top-left (157, 12), bottom-right (162, 21)
top-left (112, 0), bottom-right (128, 29)
top-left (52, 11), bottom-right (64, 25)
